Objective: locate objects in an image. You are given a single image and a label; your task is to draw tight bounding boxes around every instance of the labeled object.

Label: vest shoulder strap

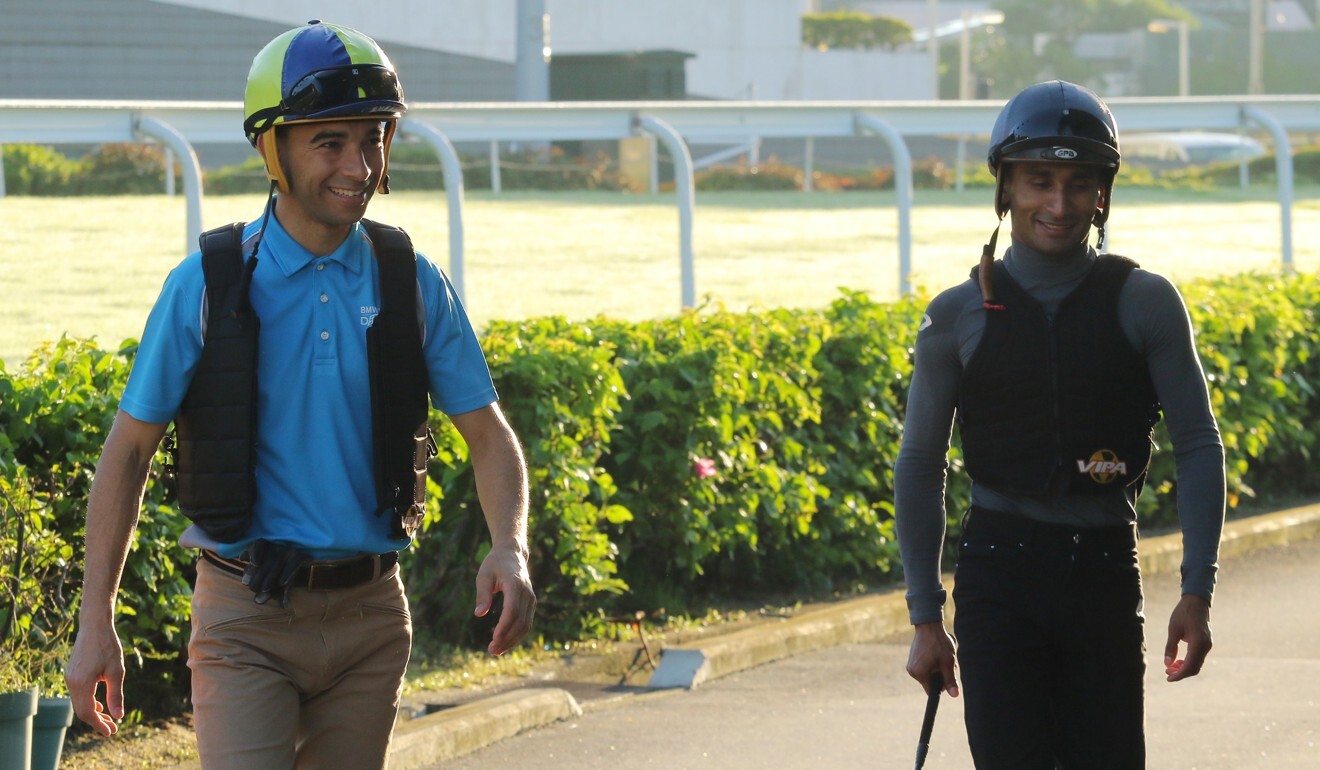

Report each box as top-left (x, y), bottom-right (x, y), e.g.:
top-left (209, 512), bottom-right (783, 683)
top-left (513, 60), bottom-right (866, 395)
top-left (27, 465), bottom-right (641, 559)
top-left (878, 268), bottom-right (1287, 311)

top-left (359, 219), bottom-right (432, 539)
top-left (171, 221), bottom-right (258, 543)
top-left (198, 222), bottom-right (248, 320)
top-left (361, 218), bottom-right (417, 320)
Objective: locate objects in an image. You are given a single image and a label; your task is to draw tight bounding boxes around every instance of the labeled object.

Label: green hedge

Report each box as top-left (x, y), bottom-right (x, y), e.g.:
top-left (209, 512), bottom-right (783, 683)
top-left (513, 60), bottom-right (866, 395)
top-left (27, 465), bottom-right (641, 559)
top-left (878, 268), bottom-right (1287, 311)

top-left (3, 273), bottom-right (1319, 721)
top-left (2, 144), bottom-right (184, 196)
top-left (6, 143), bottom-right (1319, 198)
top-left (801, 11), bottom-right (914, 51)
top-left (1, 142), bottom-right (635, 196)
top-left (1, 338), bottom-right (192, 716)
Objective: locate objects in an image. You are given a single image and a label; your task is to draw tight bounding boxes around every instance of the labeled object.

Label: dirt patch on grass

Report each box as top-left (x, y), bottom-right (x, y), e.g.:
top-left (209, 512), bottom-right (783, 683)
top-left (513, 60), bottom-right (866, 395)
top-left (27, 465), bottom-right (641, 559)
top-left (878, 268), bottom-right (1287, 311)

top-left (62, 716), bottom-right (197, 770)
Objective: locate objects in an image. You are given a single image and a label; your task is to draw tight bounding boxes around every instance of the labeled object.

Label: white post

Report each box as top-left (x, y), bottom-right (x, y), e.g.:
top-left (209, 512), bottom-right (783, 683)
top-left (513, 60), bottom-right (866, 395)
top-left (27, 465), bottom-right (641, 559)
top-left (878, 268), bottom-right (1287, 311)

top-left (400, 119), bottom-right (468, 302)
top-left (638, 115), bottom-right (696, 310)
top-left (515, 0), bottom-right (550, 102)
top-left (1177, 20), bottom-right (1190, 97)
top-left (803, 136), bottom-right (814, 193)
top-left (135, 116), bottom-right (203, 253)
top-left (1248, 0), bottom-right (1264, 94)
top-left (649, 135), bottom-right (659, 194)
top-left (959, 11), bottom-right (972, 99)
top-left (927, 0), bottom-right (940, 98)
top-left (854, 114), bottom-right (915, 296)
top-left (0, 147), bottom-right (6, 198)
top-left (164, 148), bottom-right (176, 196)
top-left (929, 0), bottom-right (939, 97)
top-left (957, 10), bottom-right (972, 192)
top-left (956, 138), bottom-right (967, 193)
top-left (489, 140), bottom-right (502, 193)
top-left (1242, 106), bottom-right (1294, 271)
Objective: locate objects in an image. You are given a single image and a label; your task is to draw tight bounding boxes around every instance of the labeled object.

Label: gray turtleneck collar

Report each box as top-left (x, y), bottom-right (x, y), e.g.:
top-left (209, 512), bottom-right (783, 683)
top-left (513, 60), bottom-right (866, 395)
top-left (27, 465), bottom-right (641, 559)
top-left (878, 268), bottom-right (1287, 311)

top-left (1002, 238), bottom-right (1097, 315)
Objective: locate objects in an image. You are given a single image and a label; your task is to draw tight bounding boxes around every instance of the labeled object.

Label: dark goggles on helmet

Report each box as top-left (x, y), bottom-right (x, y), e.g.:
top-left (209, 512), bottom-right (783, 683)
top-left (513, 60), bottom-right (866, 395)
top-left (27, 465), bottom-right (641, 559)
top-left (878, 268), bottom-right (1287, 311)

top-left (283, 65), bottom-right (403, 115)
top-left (244, 64), bottom-right (404, 143)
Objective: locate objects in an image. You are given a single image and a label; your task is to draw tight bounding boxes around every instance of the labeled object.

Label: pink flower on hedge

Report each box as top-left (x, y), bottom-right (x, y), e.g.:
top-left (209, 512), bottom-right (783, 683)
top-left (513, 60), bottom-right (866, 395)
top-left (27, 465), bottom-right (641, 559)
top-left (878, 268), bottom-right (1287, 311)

top-left (693, 458), bottom-right (718, 479)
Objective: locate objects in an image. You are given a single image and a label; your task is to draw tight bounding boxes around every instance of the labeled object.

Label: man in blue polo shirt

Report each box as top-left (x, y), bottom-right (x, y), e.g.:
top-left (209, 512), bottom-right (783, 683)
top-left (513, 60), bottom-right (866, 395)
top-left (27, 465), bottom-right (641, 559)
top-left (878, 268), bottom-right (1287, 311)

top-left (66, 22), bottom-right (536, 768)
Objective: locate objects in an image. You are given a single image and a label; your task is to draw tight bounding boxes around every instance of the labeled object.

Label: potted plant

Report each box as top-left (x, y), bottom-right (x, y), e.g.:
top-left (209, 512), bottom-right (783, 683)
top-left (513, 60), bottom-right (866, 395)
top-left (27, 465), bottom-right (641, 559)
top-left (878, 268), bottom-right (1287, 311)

top-left (2, 465), bottom-right (77, 769)
top-left (31, 646), bottom-right (73, 770)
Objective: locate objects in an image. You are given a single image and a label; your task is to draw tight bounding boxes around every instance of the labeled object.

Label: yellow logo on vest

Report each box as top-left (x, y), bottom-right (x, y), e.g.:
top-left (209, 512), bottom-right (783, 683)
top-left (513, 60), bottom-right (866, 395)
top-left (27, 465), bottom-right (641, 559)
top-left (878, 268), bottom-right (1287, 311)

top-left (1076, 449), bottom-right (1127, 484)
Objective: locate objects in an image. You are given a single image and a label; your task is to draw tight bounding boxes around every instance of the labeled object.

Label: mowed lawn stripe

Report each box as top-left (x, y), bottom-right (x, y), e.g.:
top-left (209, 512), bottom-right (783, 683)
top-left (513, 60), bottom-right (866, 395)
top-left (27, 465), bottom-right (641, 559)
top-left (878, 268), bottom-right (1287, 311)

top-left (3, 187), bottom-right (1317, 366)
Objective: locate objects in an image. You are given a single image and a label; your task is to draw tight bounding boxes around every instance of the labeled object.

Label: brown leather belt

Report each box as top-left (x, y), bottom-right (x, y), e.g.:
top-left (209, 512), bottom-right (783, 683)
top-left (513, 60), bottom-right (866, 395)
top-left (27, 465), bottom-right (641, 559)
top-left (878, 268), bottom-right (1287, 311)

top-left (201, 549), bottom-right (399, 590)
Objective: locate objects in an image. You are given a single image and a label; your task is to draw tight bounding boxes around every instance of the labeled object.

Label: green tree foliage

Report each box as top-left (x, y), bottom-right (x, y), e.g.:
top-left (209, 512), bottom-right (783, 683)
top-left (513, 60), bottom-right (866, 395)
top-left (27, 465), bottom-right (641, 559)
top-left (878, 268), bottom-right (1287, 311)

top-left (981, 0), bottom-right (1196, 95)
top-left (802, 10), bottom-right (914, 51)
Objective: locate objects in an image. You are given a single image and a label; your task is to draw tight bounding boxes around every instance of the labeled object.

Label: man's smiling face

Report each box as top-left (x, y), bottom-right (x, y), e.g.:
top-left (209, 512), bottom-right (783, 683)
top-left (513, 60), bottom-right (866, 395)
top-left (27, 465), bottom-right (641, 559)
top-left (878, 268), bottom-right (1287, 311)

top-left (1002, 160), bottom-right (1105, 256)
top-left (270, 119), bottom-right (387, 254)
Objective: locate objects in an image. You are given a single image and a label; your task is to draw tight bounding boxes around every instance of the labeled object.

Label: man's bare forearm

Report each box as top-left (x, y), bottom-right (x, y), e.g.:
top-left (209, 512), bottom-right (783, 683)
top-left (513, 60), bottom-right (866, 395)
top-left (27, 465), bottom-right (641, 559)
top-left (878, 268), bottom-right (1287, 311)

top-left (79, 411), bottom-right (168, 628)
top-left (450, 404), bottom-right (529, 552)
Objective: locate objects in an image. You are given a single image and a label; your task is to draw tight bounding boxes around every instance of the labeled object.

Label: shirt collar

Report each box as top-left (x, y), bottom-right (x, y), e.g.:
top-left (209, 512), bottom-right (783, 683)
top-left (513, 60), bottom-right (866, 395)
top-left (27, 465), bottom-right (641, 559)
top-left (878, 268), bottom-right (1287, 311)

top-left (260, 205), bottom-right (369, 278)
top-left (1004, 238), bottom-right (1096, 296)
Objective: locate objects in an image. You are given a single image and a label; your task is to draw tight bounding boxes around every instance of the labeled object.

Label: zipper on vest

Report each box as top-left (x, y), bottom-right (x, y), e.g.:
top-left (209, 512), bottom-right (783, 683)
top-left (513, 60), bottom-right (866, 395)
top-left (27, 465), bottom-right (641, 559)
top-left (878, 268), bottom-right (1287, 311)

top-left (1047, 317), bottom-right (1064, 484)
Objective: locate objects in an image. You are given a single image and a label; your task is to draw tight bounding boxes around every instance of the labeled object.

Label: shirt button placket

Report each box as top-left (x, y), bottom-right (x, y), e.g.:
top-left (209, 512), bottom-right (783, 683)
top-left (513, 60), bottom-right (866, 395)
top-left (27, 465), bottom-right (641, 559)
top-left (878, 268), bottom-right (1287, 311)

top-left (314, 260), bottom-right (333, 357)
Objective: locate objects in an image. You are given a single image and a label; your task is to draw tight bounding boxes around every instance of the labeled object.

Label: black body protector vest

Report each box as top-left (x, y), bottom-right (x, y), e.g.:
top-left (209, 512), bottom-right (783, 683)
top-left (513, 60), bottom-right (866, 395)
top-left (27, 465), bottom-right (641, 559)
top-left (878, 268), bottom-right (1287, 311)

top-left (168, 219), bottom-right (433, 543)
top-left (957, 254), bottom-right (1163, 496)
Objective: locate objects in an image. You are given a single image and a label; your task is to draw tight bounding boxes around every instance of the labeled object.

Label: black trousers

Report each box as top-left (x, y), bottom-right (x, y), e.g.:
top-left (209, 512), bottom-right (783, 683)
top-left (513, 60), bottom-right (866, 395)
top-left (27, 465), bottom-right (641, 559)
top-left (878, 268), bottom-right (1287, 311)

top-left (952, 506), bottom-right (1147, 770)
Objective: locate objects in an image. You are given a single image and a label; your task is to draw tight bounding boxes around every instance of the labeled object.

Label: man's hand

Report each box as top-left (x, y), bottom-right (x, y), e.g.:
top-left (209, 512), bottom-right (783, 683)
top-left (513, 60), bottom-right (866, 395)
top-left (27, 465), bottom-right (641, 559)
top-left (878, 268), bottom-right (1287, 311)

top-left (1165, 593), bottom-right (1212, 682)
top-left (907, 621), bottom-right (959, 697)
top-left (474, 543), bottom-right (536, 656)
top-left (65, 625), bottom-right (126, 736)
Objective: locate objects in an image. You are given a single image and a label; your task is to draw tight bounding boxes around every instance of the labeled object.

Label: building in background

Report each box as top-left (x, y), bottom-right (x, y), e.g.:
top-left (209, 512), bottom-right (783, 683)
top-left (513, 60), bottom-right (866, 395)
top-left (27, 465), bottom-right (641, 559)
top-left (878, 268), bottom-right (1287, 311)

top-left (153, 0), bottom-right (934, 101)
top-left (6, 0), bottom-right (1314, 171)
top-left (2, 0), bottom-right (940, 170)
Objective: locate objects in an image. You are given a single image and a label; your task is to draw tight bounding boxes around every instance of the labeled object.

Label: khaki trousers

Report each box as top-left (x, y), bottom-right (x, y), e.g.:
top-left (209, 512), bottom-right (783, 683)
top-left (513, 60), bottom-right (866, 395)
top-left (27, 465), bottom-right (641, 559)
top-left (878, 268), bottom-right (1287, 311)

top-left (189, 556), bottom-right (412, 769)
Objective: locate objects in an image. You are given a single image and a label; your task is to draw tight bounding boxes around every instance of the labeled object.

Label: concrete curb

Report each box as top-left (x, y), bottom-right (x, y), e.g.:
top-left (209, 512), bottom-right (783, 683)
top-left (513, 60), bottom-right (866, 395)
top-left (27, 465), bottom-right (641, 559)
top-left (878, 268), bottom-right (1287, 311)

top-left (388, 688), bottom-right (581, 770)
top-left (644, 501), bottom-right (1320, 692)
top-left (173, 502), bottom-right (1320, 769)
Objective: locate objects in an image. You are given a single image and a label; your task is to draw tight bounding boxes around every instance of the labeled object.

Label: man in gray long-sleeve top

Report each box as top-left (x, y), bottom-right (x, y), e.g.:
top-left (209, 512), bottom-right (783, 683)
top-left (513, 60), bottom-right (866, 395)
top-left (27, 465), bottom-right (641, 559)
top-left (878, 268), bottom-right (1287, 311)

top-left (894, 81), bottom-right (1225, 769)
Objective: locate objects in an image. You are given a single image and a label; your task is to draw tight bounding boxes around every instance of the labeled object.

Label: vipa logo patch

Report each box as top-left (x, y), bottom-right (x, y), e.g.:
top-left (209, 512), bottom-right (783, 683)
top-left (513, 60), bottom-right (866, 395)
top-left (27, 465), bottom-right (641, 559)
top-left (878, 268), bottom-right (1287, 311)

top-left (1076, 449), bottom-right (1127, 484)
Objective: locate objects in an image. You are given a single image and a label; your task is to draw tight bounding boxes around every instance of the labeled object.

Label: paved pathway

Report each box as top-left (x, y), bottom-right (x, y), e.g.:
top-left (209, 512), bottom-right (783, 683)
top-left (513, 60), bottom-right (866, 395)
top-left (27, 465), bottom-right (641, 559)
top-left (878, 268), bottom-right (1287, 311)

top-left (437, 536), bottom-right (1320, 769)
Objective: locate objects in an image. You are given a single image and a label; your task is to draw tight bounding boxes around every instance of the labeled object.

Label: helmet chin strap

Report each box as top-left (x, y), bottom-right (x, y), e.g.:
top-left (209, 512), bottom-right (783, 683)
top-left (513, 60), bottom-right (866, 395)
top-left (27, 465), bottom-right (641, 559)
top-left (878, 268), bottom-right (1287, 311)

top-left (257, 132), bottom-right (290, 194)
top-left (379, 121), bottom-right (397, 194)
top-left (1093, 174), bottom-right (1114, 251)
top-left (979, 216), bottom-right (1006, 312)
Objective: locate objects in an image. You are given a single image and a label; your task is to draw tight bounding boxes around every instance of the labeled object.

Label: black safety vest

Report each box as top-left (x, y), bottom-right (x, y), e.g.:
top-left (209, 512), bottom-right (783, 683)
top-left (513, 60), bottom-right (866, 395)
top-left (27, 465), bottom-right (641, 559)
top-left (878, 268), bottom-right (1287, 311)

top-left (168, 219), bottom-right (432, 542)
top-left (957, 254), bottom-right (1162, 496)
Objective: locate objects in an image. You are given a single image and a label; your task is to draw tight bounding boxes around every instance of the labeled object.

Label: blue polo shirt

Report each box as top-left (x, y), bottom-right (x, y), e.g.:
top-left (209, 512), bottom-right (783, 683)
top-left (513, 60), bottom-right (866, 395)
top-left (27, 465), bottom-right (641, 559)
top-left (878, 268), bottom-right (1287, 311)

top-left (120, 211), bottom-right (497, 559)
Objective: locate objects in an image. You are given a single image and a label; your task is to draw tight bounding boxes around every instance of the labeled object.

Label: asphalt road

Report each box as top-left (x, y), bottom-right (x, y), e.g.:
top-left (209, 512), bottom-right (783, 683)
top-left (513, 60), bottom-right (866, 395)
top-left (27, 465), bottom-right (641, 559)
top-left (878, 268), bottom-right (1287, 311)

top-left (437, 536), bottom-right (1320, 769)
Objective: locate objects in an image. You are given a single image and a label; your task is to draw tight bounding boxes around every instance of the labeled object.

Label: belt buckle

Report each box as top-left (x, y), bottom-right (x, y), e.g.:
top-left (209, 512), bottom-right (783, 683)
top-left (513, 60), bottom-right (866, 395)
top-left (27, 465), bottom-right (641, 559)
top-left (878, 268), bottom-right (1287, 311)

top-left (305, 562), bottom-right (325, 590)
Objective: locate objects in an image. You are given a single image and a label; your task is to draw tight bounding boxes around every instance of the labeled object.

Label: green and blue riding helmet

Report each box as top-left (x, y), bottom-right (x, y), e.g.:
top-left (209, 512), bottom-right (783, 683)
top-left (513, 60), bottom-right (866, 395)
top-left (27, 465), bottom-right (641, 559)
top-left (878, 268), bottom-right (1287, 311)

top-left (243, 20), bottom-right (407, 193)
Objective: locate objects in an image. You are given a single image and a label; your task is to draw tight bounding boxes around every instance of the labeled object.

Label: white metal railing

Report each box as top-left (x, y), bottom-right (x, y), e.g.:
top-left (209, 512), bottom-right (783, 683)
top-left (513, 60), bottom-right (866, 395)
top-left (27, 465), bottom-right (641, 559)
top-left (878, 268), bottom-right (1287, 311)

top-left (3, 96), bottom-right (1318, 304)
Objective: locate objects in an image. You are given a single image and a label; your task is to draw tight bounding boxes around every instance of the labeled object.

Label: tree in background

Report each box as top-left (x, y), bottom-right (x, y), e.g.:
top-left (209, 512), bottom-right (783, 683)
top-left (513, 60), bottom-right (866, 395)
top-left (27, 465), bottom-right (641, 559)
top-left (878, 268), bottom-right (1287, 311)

top-left (977, 0), bottom-right (1195, 95)
top-left (801, 10), bottom-right (914, 51)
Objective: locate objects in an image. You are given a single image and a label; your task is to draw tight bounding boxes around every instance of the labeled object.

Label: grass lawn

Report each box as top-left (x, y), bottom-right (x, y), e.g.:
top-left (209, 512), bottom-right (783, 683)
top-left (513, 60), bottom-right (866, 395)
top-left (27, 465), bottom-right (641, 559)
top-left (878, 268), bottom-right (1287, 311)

top-left (3, 186), bottom-right (1318, 367)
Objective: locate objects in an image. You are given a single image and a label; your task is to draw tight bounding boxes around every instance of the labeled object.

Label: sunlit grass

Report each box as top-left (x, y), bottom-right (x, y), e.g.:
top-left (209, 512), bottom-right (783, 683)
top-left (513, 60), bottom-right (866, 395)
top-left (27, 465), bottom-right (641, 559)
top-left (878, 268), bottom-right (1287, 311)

top-left (3, 186), bottom-right (1317, 366)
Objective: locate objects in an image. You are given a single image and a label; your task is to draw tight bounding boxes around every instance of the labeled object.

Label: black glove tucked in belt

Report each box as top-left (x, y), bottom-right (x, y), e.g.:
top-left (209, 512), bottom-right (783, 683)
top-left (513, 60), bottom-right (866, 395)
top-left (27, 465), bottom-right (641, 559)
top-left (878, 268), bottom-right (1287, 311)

top-left (241, 538), bottom-right (312, 608)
